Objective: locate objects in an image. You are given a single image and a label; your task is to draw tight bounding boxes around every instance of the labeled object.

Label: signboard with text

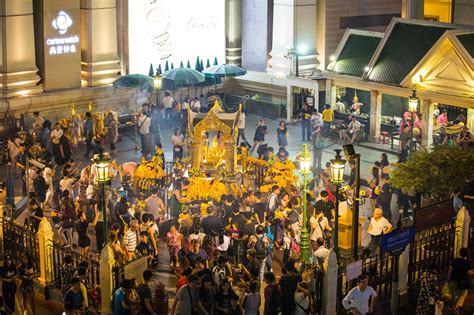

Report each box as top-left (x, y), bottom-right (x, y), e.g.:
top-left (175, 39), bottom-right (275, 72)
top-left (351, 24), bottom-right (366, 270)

top-left (42, 0), bottom-right (81, 90)
top-left (413, 200), bottom-right (452, 232)
top-left (381, 227), bottom-right (415, 255)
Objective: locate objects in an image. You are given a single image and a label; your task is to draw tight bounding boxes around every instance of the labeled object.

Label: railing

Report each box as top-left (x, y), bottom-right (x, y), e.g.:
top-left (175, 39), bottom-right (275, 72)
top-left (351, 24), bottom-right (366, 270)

top-left (312, 267), bottom-right (324, 315)
top-left (407, 223), bottom-right (455, 287)
top-left (253, 164), bottom-right (267, 187)
top-left (50, 243), bottom-right (101, 291)
top-left (338, 251), bottom-right (393, 312)
top-left (3, 219), bottom-right (40, 268)
top-left (50, 243), bottom-right (101, 310)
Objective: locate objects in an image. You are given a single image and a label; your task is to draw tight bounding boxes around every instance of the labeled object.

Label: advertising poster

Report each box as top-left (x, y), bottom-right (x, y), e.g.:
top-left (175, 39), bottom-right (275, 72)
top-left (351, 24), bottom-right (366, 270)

top-left (129, 0), bottom-right (225, 74)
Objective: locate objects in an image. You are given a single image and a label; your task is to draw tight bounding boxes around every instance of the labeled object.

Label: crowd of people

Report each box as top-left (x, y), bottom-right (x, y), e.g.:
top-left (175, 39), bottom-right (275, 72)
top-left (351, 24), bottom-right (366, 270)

top-left (1, 95), bottom-right (472, 315)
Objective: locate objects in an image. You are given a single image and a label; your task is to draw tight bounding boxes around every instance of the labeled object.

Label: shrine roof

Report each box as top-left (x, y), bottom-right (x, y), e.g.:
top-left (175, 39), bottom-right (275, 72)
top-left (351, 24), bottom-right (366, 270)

top-left (188, 107), bottom-right (240, 131)
top-left (365, 20), bottom-right (454, 85)
top-left (457, 33), bottom-right (474, 58)
top-left (330, 32), bottom-right (382, 77)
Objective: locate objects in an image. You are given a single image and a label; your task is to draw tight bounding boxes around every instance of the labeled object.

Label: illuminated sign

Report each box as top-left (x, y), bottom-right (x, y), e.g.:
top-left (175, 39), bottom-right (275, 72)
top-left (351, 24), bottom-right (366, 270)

top-left (47, 11), bottom-right (79, 56)
top-left (52, 11), bottom-right (73, 34)
top-left (129, 0), bottom-right (225, 74)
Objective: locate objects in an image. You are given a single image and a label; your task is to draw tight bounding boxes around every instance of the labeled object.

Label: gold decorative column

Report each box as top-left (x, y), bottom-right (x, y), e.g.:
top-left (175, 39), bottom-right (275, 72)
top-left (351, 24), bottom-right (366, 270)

top-left (80, 0), bottom-right (121, 87)
top-left (38, 218), bottom-right (54, 286)
top-left (0, 0), bottom-right (42, 97)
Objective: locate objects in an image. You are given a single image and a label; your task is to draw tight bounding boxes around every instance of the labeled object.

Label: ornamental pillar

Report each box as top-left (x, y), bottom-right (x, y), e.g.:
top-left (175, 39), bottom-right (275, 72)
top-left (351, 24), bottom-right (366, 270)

top-left (0, 0), bottom-right (42, 97)
top-left (267, 0), bottom-right (320, 77)
top-left (80, 0), bottom-right (121, 87)
top-left (420, 99), bottom-right (433, 148)
top-left (99, 244), bottom-right (115, 315)
top-left (323, 249), bottom-right (338, 315)
top-left (369, 90), bottom-right (382, 142)
top-left (38, 218), bottom-right (54, 286)
top-left (225, 0), bottom-right (242, 66)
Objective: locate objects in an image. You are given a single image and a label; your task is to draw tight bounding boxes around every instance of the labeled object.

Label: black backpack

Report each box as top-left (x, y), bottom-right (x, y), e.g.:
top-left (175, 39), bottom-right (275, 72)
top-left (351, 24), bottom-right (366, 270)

top-left (255, 236), bottom-right (266, 259)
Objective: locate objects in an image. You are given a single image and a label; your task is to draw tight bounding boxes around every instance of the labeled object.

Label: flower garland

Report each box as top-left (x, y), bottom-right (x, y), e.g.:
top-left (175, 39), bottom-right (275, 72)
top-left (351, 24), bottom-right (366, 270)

top-left (184, 177), bottom-right (228, 202)
top-left (260, 160), bottom-right (298, 193)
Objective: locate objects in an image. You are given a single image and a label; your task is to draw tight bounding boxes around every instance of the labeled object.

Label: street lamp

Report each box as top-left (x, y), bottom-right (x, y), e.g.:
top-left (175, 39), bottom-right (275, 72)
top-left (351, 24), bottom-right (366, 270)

top-left (330, 149), bottom-right (346, 258)
top-left (299, 144), bottom-right (312, 264)
top-left (92, 150), bottom-right (111, 247)
top-left (408, 90), bottom-right (419, 154)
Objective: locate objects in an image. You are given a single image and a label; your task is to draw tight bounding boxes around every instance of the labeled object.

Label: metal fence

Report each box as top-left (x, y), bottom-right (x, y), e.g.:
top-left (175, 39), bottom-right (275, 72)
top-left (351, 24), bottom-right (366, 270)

top-left (338, 251), bottom-right (393, 313)
top-left (3, 219), bottom-right (39, 267)
top-left (407, 222), bottom-right (455, 287)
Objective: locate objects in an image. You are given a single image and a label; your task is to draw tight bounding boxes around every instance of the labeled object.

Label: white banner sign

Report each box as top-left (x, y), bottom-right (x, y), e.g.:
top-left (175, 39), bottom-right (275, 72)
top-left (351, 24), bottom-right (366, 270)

top-left (129, 0), bottom-right (225, 74)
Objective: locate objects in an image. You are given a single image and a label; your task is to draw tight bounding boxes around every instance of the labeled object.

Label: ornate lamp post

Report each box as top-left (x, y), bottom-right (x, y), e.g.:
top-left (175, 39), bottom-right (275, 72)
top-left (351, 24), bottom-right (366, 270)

top-left (93, 150), bottom-right (111, 246)
top-left (330, 149), bottom-right (346, 258)
top-left (408, 90), bottom-right (419, 154)
top-left (299, 144), bottom-right (312, 264)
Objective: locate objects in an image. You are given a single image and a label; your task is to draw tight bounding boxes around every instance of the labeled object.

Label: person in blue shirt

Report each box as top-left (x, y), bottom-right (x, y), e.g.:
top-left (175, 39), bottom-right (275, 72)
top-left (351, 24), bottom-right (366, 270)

top-left (113, 279), bottom-right (133, 315)
top-left (63, 277), bottom-right (84, 313)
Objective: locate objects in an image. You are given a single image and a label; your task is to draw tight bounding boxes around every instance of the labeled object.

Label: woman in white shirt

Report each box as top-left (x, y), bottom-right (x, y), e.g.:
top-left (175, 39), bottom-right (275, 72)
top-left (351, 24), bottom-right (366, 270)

top-left (171, 128), bottom-right (184, 161)
top-left (43, 166), bottom-right (55, 207)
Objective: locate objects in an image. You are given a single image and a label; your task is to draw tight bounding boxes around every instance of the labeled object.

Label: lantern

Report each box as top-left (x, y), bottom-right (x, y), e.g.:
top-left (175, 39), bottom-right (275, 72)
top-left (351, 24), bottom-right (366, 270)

top-left (408, 90), bottom-right (419, 113)
top-left (93, 151), bottom-right (110, 183)
top-left (330, 149), bottom-right (346, 184)
top-left (300, 144), bottom-right (312, 175)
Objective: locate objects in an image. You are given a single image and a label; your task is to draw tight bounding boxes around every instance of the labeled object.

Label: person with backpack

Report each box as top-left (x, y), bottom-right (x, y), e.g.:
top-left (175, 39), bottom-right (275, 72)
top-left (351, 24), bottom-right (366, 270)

top-left (263, 272), bottom-right (282, 315)
top-left (212, 256), bottom-right (230, 288)
top-left (249, 225), bottom-right (269, 280)
top-left (140, 213), bottom-right (160, 261)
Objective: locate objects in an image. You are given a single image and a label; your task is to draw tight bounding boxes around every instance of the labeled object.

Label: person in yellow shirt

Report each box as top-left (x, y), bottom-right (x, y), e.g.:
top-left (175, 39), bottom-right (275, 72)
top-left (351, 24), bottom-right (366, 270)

top-left (322, 104), bottom-right (334, 137)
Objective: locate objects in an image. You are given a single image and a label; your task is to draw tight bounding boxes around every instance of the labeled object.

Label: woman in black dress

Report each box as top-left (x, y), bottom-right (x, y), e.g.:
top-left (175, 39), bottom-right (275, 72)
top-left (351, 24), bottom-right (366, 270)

top-left (250, 118), bottom-right (268, 155)
top-left (77, 208), bottom-right (99, 258)
top-left (18, 253), bottom-right (36, 315)
top-left (58, 133), bottom-right (72, 165)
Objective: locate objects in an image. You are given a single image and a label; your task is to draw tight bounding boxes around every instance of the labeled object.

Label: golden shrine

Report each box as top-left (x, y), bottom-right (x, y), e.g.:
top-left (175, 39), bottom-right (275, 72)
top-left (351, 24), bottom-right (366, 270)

top-left (187, 101), bottom-right (241, 178)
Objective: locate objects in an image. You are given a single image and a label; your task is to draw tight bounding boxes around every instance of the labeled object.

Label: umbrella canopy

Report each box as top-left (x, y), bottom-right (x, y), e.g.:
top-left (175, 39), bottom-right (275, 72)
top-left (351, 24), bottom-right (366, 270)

top-left (202, 64), bottom-right (247, 78)
top-left (162, 68), bottom-right (205, 88)
top-left (6, 163), bottom-right (14, 209)
top-left (113, 74), bottom-right (154, 92)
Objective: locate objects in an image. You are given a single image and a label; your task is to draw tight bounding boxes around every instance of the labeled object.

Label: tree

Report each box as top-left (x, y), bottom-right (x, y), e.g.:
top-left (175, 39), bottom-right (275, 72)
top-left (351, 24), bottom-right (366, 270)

top-left (194, 56), bottom-right (201, 71)
top-left (164, 61), bottom-right (169, 72)
top-left (148, 63), bottom-right (154, 77)
top-left (390, 145), bottom-right (474, 202)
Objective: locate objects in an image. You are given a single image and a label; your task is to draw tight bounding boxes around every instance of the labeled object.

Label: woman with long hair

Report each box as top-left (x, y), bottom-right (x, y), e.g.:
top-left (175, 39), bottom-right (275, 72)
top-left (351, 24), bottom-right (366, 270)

top-left (171, 179), bottom-right (188, 219)
top-left (60, 190), bottom-right (75, 247)
top-left (277, 120), bottom-right (288, 147)
top-left (76, 207), bottom-right (98, 259)
top-left (18, 254), bottom-right (36, 315)
top-left (368, 166), bottom-right (380, 210)
top-left (197, 274), bottom-right (215, 315)
top-left (215, 279), bottom-right (236, 315)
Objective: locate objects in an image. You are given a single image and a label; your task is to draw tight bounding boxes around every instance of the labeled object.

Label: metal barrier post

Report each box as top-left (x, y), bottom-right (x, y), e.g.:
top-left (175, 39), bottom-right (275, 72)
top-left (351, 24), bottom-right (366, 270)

top-left (323, 249), bottom-right (338, 315)
top-left (37, 218), bottom-right (54, 286)
top-left (99, 244), bottom-right (115, 315)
